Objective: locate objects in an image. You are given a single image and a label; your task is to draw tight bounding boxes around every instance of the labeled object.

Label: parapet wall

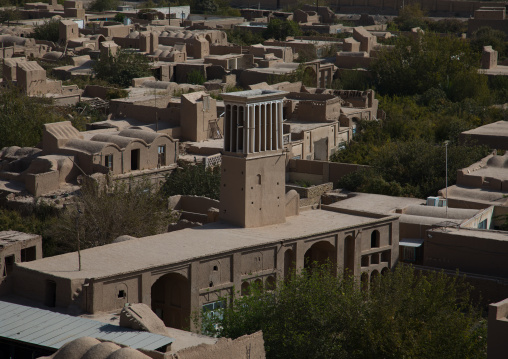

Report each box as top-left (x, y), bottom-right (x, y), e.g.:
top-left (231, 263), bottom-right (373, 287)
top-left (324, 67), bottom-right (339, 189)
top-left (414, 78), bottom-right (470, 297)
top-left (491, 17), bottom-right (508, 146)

top-left (170, 331), bottom-right (266, 359)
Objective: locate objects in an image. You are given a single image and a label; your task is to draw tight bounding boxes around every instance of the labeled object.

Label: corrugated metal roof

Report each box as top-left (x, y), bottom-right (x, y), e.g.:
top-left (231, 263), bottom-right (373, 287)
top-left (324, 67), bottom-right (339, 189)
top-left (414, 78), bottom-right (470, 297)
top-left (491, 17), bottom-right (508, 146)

top-left (0, 301), bottom-right (173, 351)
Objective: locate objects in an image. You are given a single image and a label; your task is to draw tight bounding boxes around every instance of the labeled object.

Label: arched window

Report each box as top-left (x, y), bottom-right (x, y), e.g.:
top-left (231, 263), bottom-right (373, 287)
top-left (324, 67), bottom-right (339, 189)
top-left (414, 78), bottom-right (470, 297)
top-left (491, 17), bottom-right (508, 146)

top-left (371, 230), bottom-right (380, 248)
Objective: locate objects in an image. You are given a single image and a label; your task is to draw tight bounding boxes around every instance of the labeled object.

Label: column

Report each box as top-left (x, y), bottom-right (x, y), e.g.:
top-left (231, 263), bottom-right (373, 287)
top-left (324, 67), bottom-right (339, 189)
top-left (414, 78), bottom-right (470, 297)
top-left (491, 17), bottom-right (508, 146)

top-left (279, 101), bottom-right (283, 150)
top-left (245, 105), bottom-right (249, 154)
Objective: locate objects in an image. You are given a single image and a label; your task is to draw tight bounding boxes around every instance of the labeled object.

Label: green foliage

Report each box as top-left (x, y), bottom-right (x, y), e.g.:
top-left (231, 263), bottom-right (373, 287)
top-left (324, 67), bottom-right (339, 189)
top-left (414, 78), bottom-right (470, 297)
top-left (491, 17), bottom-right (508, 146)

top-left (392, 3), bottom-right (427, 31)
top-left (372, 32), bottom-right (489, 103)
top-left (160, 163), bottom-right (221, 200)
top-left (0, 9), bottom-right (21, 24)
top-left (331, 95), bottom-right (500, 198)
top-left (0, 201), bottom-right (59, 256)
top-left (426, 18), bottom-right (467, 34)
top-left (92, 49), bottom-right (151, 88)
top-left (198, 264), bottom-right (486, 359)
top-left (225, 28), bottom-right (264, 46)
top-left (186, 69), bottom-right (206, 85)
top-left (263, 18), bottom-right (302, 41)
top-left (332, 69), bottom-right (372, 90)
top-left (470, 26), bottom-right (507, 59)
top-left (32, 19), bottom-right (60, 42)
top-left (0, 85), bottom-right (65, 148)
top-left (49, 177), bottom-right (176, 254)
top-left (88, 0), bottom-right (119, 11)
top-left (113, 12), bottom-right (125, 22)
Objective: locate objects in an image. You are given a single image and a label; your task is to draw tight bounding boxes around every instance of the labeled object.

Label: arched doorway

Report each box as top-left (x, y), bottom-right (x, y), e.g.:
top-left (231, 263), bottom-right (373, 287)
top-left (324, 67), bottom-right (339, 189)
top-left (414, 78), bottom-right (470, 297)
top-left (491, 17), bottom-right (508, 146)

top-left (304, 241), bottom-right (336, 271)
top-left (361, 272), bottom-right (369, 291)
top-left (151, 273), bottom-right (190, 330)
top-left (302, 67), bottom-right (317, 87)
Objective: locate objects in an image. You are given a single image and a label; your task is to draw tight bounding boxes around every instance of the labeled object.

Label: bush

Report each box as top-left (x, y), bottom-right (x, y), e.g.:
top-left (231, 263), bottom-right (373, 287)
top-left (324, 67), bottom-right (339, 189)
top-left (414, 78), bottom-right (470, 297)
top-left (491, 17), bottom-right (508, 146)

top-left (0, 85), bottom-right (65, 148)
top-left (88, 0), bottom-right (119, 12)
top-left (32, 19), bottom-right (60, 42)
top-left (187, 69), bottom-right (206, 85)
top-left (92, 49), bottom-right (152, 88)
top-left (160, 163), bottom-right (221, 200)
top-left (263, 18), bottom-right (301, 41)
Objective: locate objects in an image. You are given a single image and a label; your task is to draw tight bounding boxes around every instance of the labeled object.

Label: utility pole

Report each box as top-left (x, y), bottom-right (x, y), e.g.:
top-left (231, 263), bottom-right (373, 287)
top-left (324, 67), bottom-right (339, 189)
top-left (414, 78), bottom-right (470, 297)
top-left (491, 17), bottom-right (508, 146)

top-left (76, 207), bottom-right (82, 271)
top-left (444, 140), bottom-right (449, 230)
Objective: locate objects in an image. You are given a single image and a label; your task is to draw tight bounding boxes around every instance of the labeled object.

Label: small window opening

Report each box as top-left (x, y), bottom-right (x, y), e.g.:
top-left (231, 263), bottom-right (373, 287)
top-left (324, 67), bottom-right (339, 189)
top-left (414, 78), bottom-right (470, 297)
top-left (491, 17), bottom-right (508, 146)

top-left (213, 265), bottom-right (218, 271)
top-left (118, 290), bottom-right (126, 298)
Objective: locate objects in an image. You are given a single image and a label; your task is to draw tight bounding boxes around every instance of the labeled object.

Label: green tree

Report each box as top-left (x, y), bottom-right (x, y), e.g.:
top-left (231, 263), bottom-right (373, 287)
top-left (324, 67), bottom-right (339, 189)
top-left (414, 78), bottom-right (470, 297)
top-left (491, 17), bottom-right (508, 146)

top-left (32, 18), bottom-right (60, 42)
top-left (0, 85), bottom-right (64, 148)
top-left (186, 69), bottom-right (206, 85)
top-left (92, 49), bottom-right (151, 88)
top-left (391, 3), bottom-right (427, 31)
top-left (0, 9), bottom-right (21, 25)
top-left (88, 0), bottom-right (119, 11)
top-left (113, 12), bottom-right (125, 22)
top-left (470, 26), bottom-right (507, 59)
top-left (263, 18), bottom-right (302, 41)
top-left (49, 177), bottom-right (176, 254)
top-left (225, 28), bottom-right (264, 46)
top-left (198, 264), bottom-right (486, 359)
top-left (372, 32), bottom-right (489, 103)
top-left (160, 163), bottom-right (221, 200)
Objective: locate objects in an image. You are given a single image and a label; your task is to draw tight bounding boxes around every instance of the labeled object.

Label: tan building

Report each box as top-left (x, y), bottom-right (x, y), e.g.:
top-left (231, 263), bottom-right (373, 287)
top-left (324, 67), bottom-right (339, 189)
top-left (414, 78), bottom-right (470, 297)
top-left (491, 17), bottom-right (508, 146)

top-left (461, 121), bottom-right (508, 151)
top-left (0, 121), bottom-right (178, 196)
top-left (8, 90), bottom-right (400, 333)
top-left (0, 231), bottom-right (42, 295)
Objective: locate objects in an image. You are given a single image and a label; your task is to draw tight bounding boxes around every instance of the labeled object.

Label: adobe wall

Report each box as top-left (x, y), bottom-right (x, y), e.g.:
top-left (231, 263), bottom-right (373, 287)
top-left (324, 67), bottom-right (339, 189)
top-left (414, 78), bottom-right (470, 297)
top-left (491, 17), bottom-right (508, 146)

top-left (468, 18), bottom-right (508, 35)
top-left (488, 298), bottom-right (508, 359)
top-left (0, 235), bottom-right (42, 293)
top-left (62, 215), bottom-right (396, 317)
top-left (286, 159), bottom-right (369, 185)
top-left (171, 331), bottom-right (266, 359)
top-left (210, 45), bottom-right (242, 55)
top-left (424, 229), bottom-right (508, 277)
top-left (12, 266), bottom-right (79, 309)
top-left (25, 171), bottom-right (60, 196)
top-left (110, 102), bottom-right (180, 125)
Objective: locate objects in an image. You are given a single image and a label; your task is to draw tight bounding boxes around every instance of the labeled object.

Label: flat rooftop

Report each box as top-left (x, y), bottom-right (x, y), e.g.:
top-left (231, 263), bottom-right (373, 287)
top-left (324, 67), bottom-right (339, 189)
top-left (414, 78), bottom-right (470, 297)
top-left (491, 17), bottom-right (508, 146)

top-left (0, 231), bottom-right (40, 248)
top-left (462, 121), bottom-right (508, 137)
top-left (18, 209), bottom-right (395, 280)
top-left (429, 227), bottom-right (508, 242)
top-left (326, 192), bottom-right (425, 215)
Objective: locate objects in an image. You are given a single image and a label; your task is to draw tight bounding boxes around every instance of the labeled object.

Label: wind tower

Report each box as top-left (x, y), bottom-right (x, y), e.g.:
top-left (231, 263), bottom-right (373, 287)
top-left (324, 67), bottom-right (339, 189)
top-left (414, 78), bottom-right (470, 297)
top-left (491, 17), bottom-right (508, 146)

top-left (220, 89), bottom-right (288, 228)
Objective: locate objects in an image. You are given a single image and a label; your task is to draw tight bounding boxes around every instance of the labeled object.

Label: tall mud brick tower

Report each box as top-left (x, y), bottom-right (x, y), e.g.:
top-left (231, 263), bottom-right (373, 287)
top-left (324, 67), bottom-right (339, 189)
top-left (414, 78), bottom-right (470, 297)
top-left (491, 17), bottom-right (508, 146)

top-left (220, 89), bottom-right (288, 228)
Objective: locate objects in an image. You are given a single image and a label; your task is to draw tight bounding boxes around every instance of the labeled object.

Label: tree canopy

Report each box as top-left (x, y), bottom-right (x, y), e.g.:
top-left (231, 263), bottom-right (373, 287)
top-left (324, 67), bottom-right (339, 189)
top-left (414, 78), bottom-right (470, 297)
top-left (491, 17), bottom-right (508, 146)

top-left (0, 85), bottom-right (65, 148)
top-left (263, 18), bottom-right (302, 41)
top-left (32, 18), bottom-right (60, 42)
top-left (160, 163), bottom-right (220, 200)
top-left (92, 49), bottom-right (152, 87)
top-left (88, 0), bottom-right (119, 12)
top-left (198, 264), bottom-right (486, 359)
top-left (371, 32), bottom-right (488, 103)
top-left (49, 177), bottom-right (177, 254)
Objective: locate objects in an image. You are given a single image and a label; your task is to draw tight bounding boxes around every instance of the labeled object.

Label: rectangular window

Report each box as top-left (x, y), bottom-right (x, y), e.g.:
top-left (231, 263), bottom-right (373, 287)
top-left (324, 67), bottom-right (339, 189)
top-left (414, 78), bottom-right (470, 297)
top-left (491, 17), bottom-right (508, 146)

top-left (158, 146), bottom-right (166, 167)
top-left (21, 246), bottom-right (36, 262)
top-left (402, 247), bottom-right (415, 262)
top-left (478, 219), bottom-right (488, 229)
top-left (104, 155), bottom-right (113, 171)
top-left (202, 301), bottom-right (224, 333)
top-left (4, 255), bottom-right (14, 276)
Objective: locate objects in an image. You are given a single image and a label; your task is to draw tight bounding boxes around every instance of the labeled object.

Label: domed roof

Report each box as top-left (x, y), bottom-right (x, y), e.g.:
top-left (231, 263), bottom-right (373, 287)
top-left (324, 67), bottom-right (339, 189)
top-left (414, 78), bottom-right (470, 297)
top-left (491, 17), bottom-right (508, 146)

top-left (161, 31), bottom-right (168, 36)
top-left (82, 342), bottom-right (121, 359)
top-left (43, 51), bottom-right (64, 60)
top-left (54, 337), bottom-right (101, 359)
top-left (106, 348), bottom-right (151, 359)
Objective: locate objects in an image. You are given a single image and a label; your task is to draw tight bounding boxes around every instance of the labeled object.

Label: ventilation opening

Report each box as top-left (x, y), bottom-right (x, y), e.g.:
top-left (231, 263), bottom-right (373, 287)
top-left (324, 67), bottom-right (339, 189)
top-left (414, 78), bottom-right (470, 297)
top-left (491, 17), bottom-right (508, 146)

top-left (118, 290), bottom-right (126, 298)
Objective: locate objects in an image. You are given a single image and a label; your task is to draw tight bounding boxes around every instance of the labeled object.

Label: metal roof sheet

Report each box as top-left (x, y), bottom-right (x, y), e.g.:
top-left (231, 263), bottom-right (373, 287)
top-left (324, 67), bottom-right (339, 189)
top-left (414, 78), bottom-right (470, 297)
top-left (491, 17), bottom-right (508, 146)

top-left (0, 301), bottom-right (173, 351)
